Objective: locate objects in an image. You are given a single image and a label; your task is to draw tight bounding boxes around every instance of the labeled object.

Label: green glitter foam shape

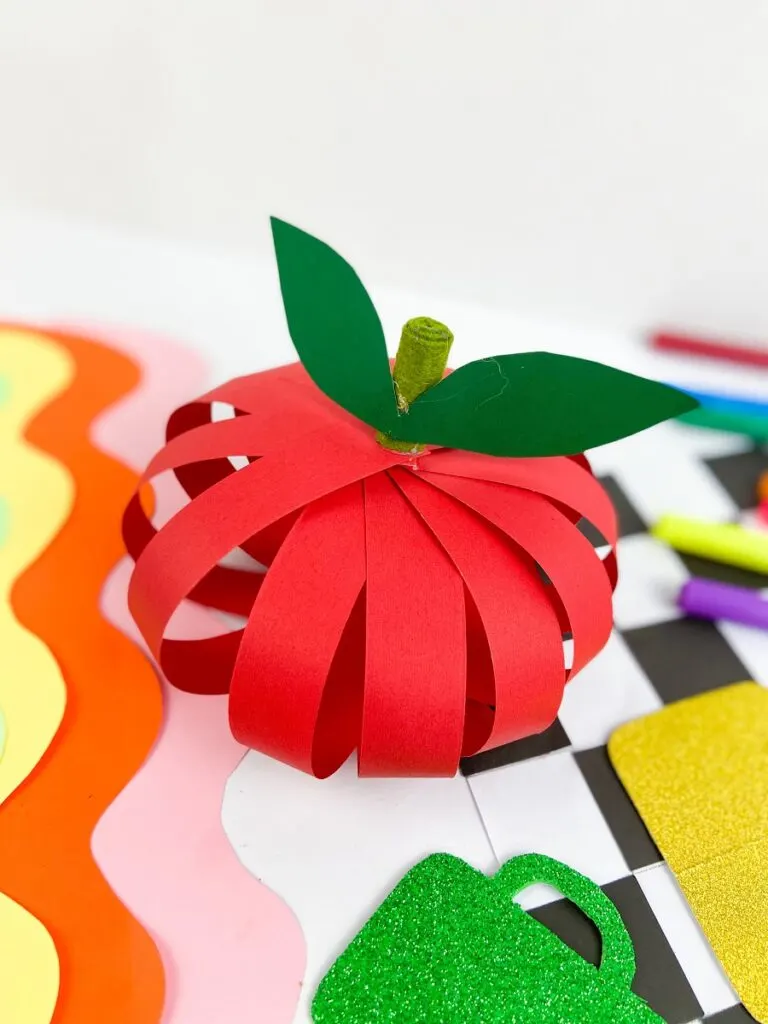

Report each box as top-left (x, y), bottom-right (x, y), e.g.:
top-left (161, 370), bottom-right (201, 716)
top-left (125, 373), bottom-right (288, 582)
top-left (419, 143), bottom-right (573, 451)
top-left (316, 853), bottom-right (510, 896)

top-left (312, 853), bottom-right (666, 1023)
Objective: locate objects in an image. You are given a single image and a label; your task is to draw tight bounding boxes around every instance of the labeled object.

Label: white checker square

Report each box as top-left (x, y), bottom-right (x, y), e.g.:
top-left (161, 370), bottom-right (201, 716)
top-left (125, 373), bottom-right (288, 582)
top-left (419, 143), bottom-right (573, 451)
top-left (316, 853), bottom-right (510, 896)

top-left (637, 864), bottom-right (737, 1017)
top-left (222, 753), bottom-right (495, 1023)
top-left (591, 422), bottom-right (741, 526)
top-left (559, 631), bottom-right (662, 750)
top-left (612, 532), bottom-right (690, 631)
top-left (467, 749), bottom-right (630, 909)
top-left (717, 618), bottom-right (768, 688)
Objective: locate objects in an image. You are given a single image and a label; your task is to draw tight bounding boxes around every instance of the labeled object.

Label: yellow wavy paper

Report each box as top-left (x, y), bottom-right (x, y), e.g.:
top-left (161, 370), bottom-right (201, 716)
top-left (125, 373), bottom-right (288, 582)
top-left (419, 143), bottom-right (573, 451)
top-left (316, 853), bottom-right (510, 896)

top-left (610, 682), bottom-right (768, 1022)
top-left (0, 891), bottom-right (59, 1021)
top-left (0, 330), bottom-right (73, 800)
top-left (0, 328), bottom-right (74, 1022)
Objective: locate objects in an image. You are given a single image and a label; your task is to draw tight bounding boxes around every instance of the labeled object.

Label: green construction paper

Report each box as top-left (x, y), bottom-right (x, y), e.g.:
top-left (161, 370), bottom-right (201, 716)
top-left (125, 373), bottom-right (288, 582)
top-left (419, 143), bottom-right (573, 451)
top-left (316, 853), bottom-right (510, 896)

top-left (312, 853), bottom-right (664, 1023)
top-left (392, 353), bottom-right (698, 456)
top-left (270, 217), bottom-right (399, 432)
top-left (270, 218), bottom-right (695, 456)
top-left (678, 404), bottom-right (768, 441)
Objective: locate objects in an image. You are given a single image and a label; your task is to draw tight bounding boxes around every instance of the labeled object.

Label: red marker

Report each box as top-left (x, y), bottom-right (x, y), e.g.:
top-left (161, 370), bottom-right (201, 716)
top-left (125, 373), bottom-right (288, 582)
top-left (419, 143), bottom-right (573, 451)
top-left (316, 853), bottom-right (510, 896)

top-left (651, 331), bottom-right (768, 370)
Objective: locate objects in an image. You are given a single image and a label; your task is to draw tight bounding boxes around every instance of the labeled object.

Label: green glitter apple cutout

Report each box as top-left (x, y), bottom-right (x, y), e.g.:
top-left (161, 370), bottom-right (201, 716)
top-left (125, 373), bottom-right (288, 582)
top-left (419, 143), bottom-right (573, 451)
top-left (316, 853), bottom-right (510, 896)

top-left (311, 853), bottom-right (665, 1023)
top-left (271, 217), bottom-right (696, 456)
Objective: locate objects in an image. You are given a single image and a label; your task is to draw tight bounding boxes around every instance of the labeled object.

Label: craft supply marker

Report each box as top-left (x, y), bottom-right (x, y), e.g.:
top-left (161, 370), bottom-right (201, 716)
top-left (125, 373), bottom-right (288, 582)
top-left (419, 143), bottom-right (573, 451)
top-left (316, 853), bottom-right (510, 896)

top-left (679, 578), bottom-right (768, 629)
top-left (676, 405), bottom-right (768, 441)
top-left (651, 331), bottom-right (768, 369)
top-left (653, 515), bottom-right (768, 574)
top-left (668, 385), bottom-right (768, 418)
top-left (759, 472), bottom-right (768, 505)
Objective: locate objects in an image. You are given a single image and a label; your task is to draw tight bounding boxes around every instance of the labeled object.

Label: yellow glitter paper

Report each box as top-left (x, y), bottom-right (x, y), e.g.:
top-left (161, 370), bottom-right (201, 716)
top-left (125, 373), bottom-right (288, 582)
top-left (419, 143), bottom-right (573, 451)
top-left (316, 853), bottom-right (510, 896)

top-left (609, 682), bottom-right (768, 1022)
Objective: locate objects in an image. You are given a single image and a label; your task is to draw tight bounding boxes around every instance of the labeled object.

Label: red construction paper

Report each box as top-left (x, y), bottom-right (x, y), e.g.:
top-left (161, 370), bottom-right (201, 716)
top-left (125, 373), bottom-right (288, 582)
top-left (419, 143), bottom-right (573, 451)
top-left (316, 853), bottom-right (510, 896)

top-left (392, 469), bottom-right (564, 756)
top-left (125, 366), bottom-right (617, 777)
top-left (229, 484), bottom-right (367, 777)
top-left (361, 472), bottom-right (466, 776)
top-left (423, 449), bottom-right (619, 588)
top-left (3, 327), bottom-right (165, 1023)
top-left (421, 470), bottom-right (614, 675)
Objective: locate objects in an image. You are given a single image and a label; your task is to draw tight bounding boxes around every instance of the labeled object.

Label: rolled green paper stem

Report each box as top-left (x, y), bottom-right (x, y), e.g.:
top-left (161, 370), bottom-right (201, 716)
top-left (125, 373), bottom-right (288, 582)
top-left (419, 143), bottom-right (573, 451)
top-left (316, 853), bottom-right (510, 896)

top-left (376, 317), bottom-right (454, 453)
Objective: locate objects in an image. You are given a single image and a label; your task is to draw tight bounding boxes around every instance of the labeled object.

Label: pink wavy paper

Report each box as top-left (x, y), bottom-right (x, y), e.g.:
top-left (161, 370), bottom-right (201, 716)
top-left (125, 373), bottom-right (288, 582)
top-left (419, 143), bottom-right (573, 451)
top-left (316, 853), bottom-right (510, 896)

top-left (71, 324), bottom-right (305, 1024)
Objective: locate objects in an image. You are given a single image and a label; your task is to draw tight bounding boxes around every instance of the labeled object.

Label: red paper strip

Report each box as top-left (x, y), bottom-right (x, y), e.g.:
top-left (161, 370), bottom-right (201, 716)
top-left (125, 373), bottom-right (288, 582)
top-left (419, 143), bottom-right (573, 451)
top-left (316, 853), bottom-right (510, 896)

top-left (165, 366), bottom-right (363, 569)
top-left (422, 449), bottom-right (618, 588)
top-left (229, 484), bottom-right (366, 777)
top-left (422, 449), bottom-right (617, 547)
top-left (177, 362), bottom-right (354, 421)
top-left (124, 365), bottom-right (618, 777)
top-left (392, 469), bottom-right (564, 755)
top-left (129, 427), bottom-right (396, 651)
top-left (360, 473), bottom-right (466, 776)
top-left (127, 426), bottom-right (401, 693)
top-left (421, 472), bottom-right (613, 675)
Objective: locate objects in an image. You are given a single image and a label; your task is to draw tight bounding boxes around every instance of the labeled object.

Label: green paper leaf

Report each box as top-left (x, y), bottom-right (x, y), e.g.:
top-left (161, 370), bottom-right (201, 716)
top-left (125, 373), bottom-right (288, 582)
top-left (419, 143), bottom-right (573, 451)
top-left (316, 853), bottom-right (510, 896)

top-left (271, 217), bottom-right (399, 432)
top-left (390, 352), bottom-right (698, 456)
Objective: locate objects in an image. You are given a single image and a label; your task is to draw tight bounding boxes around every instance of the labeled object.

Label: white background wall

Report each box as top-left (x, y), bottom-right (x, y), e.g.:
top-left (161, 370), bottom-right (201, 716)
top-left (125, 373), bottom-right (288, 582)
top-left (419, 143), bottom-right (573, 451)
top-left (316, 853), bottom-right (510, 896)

top-left (1, 0), bottom-right (768, 336)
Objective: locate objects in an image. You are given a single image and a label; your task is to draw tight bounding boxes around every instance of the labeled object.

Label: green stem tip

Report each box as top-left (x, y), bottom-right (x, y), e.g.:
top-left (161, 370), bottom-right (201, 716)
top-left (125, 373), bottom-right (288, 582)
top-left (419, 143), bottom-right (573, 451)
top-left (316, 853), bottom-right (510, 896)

top-left (376, 317), bottom-right (454, 453)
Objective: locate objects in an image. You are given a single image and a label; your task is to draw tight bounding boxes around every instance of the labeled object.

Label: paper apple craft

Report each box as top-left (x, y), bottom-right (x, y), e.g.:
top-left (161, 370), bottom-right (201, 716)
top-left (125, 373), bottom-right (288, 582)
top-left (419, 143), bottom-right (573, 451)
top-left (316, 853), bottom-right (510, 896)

top-left (123, 218), bottom-right (696, 778)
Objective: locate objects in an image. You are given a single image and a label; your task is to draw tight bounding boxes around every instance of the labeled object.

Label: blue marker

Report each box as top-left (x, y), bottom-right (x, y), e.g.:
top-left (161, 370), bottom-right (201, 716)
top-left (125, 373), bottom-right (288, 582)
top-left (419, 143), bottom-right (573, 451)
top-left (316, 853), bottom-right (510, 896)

top-left (669, 384), bottom-right (768, 418)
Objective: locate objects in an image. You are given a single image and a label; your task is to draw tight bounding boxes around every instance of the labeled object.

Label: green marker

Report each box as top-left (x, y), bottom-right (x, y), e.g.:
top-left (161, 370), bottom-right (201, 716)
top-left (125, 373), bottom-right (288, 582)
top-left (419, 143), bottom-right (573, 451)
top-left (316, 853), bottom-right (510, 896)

top-left (679, 404), bottom-right (768, 442)
top-left (312, 853), bottom-right (663, 1023)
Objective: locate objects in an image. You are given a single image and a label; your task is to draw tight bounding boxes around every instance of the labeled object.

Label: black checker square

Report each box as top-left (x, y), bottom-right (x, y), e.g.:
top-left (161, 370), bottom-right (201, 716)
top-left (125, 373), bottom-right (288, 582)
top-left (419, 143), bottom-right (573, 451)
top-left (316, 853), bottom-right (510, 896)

top-left (597, 474), bottom-right (648, 537)
top-left (574, 745), bottom-right (662, 871)
top-left (460, 719), bottom-right (570, 776)
top-left (677, 550), bottom-right (768, 591)
top-left (622, 617), bottom-right (751, 705)
top-left (576, 515), bottom-right (607, 549)
top-left (704, 448), bottom-right (768, 511)
top-left (458, 441), bottom-right (759, 1020)
top-left (529, 875), bottom-right (703, 1024)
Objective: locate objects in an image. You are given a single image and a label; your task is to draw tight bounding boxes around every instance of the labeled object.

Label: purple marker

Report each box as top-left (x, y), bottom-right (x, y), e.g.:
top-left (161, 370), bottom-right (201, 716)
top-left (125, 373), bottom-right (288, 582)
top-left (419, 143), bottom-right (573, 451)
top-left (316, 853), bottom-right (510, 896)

top-left (679, 578), bottom-right (768, 630)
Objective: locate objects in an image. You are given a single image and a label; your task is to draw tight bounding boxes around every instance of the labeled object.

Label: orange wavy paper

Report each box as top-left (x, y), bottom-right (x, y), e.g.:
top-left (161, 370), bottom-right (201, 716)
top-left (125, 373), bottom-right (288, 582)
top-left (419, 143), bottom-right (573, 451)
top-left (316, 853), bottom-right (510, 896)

top-left (2, 327), bottom-right (165, 1024)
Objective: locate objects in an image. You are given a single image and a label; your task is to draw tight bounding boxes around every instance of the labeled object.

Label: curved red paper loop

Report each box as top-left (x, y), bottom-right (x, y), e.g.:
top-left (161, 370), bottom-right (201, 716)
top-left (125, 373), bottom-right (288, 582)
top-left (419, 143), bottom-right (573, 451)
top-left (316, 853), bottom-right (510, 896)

top-left (229, 483), bottom-right (366, 777)
top-left (125, 365), bottom-right (618, 777)
top-left (360, 473), bottom-right (466, 776)
top-left (167, 364), bottom-right (369, 568)
top-left (423, 448), bottom-right (619, 589)
top-left (391, 468), bottom-right (565, 757)
top-left (419, 471), bottom-right (614, 675)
